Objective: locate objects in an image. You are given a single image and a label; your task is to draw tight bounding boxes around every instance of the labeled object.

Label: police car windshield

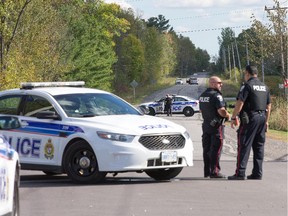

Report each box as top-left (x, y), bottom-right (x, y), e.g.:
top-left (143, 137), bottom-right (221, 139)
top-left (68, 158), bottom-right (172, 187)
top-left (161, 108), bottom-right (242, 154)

top-left (54, 93), bottom-right (140, 117)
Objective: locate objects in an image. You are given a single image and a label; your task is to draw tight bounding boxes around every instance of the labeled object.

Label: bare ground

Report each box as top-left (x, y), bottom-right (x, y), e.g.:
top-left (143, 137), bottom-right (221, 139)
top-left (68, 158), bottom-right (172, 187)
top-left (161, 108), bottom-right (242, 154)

top-left (224, 126), bottom-right (287, 162)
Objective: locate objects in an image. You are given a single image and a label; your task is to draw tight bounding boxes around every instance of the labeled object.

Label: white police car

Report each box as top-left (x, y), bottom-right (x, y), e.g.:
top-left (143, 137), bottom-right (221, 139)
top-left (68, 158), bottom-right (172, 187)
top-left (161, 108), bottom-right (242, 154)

top-left (0, 82), bottom-right (193, 183)
top-left (141, 95), bottom-right (199, 117)
top-left (0, 116), bottom-right (20, 216)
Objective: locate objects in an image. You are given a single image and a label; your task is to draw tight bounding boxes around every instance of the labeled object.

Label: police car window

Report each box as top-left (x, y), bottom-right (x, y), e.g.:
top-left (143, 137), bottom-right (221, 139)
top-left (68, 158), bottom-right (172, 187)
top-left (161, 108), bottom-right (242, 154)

top-left (55, 93), bottom-right (140, 117)
top-left (22, 95), bottom-right (55, 117)
top-left (0, 116), bottom-right (20, 129)
top-left (0, 95), bottom-right (22, 115)
top-left (56, 95), bottom-right (84, 117)
top-left (173, 97), bottom-right (182, 102)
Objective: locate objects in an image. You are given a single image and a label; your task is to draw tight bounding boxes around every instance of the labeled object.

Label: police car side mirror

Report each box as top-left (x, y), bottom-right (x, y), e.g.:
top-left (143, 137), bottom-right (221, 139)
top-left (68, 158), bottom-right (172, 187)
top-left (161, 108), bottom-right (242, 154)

top-left (36, 111), bottom-right (61, 120)
top-left (0, 116), bottom-right (21, 130)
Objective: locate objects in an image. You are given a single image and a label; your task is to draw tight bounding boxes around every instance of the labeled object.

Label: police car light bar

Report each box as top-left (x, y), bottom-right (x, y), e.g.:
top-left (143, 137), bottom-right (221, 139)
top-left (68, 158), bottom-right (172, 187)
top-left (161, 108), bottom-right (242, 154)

top-left (21, 81), bottom-right (85, 89)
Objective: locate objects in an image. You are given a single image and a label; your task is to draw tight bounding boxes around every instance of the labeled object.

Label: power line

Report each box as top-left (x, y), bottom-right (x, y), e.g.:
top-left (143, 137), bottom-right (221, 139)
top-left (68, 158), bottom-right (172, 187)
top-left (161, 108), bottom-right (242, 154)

top-left (176, 25), bottom-right (251, 34)
top-left (122, 0), bottom-right (145, 2)
top-left (170, 8), bottom-right (264, 21)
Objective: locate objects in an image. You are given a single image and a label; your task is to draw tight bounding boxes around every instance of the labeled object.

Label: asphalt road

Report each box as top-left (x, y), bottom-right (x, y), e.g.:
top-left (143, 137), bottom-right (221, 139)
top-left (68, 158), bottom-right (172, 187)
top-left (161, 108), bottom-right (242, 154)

top-left (20, 160), bottom-right (287, 216)
top-left (19, 77), bottom-right (287, 216)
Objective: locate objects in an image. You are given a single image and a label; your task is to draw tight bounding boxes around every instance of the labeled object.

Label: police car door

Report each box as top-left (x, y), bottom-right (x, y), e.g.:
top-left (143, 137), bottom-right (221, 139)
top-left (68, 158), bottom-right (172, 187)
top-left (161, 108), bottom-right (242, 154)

top-left (9, 94), bottom-right (60, 166)
top-left (156, 98), bottom-right (165, 113)
top-left (172, 96), bottom-right (185, 113)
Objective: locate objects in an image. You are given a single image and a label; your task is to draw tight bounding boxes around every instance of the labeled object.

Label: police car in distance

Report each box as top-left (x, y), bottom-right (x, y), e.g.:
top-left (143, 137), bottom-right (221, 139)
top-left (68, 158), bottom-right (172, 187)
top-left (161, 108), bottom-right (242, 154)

top-left (0, 82), bottom-right (193, 184)
top-left (0, 116), bottom-right (20, 216)
top-left (140, 95), bottom-right (199, 117)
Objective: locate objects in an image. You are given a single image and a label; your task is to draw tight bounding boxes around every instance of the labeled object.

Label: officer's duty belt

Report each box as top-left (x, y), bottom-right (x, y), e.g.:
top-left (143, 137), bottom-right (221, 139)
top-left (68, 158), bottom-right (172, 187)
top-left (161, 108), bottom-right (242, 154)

top-left (250, 110), bottom-right (266, 114)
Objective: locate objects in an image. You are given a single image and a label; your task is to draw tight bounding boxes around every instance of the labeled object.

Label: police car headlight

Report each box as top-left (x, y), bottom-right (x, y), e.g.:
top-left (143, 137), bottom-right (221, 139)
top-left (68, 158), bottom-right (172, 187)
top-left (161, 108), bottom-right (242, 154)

top-left (97, 131), bottom-right (135, 143)
top-left (184, 131), bottom-right (190, 140)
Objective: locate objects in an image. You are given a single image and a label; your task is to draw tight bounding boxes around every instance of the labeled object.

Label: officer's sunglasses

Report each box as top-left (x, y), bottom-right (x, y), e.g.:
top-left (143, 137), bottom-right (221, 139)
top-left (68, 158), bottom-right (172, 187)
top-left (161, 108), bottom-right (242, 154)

top-left (214, 81), bottom-right (222, 84)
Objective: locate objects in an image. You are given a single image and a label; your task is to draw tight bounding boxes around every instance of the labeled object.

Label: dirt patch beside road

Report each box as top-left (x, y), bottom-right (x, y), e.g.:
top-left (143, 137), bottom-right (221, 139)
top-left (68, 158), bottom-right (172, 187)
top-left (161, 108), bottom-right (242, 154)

top-left (224, 125), bottom-right (287, 162)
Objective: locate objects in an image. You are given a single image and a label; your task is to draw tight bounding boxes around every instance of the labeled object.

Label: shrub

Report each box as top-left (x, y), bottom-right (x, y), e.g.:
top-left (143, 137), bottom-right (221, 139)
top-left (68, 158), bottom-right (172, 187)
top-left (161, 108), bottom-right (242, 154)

top-left (269, 96), bottom-right (288, 132)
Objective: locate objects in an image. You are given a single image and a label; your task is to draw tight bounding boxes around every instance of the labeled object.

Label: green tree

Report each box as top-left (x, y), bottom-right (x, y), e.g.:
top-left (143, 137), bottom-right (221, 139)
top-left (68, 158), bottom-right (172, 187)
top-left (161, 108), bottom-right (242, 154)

top-left (195, 48), bottom-right (210, 72)
top-left (159, 33), bottom-right (177, 78)
top-left (0, 0), bottom-right (32, 73)
top-left (217, 27), bottom-right (235, 75)
top-left (175, 35), bottom-right (196, 77)
top-left (143, 27), bottom-right (162, 83)
top-left (115, 34), bottom-right (144, 90)
top-left (147, 15), bottom-right (171, 33)
top-left (61, 1), bottom-right (129, 91)
top-left (113, 8), bottom-right (146, 92)
top-left (0, 0), bottom-right (68, 89)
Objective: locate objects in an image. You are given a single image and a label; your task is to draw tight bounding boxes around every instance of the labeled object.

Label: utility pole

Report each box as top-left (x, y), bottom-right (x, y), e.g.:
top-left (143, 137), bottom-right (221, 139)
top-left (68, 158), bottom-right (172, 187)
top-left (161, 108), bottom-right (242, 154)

top-left (265, 5), bottom-right (288, 79)
top-left (245, 38), bottom-right (249, 66)
top-left (261, 40), bottom-right (265, 83)
top-left (222, 47), bottom-right (227, 73)
top-left (227, 44), bottom-right (232, 79)
top-left (234, 34), bottom-right (242, 74)
top-left (265, 4), bottom-right (288, 96)
top-left (231, 43), bottom-right (237, 83)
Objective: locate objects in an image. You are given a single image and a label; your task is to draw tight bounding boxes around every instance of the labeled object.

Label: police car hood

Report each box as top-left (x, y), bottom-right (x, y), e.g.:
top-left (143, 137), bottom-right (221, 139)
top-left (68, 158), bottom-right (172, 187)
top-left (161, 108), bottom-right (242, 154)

top-left (72, 115), bottom-right (185, 135)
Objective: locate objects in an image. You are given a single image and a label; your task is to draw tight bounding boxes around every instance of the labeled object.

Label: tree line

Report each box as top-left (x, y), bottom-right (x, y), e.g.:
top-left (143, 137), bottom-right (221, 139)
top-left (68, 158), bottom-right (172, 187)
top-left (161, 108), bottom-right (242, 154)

top-left (0, 0), bottom-right (210, 94)
top-left (215, 0), bottom-right (287, 90)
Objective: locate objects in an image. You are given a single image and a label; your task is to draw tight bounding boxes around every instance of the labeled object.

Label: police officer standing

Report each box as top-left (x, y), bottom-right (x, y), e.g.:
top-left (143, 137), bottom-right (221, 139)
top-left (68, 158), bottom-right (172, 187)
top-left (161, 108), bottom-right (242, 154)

top-left (228, 65), bottom-right (271, 180)
top-left (199, 76), bottom-right (230, 178)
top-left (165, 94), bottom-right (173, 116)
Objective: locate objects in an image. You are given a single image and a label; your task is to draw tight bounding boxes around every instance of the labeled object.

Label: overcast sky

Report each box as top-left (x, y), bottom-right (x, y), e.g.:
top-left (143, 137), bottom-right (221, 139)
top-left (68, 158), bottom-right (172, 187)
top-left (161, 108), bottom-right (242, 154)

top-left (104, 0), bottom-right (287, 59)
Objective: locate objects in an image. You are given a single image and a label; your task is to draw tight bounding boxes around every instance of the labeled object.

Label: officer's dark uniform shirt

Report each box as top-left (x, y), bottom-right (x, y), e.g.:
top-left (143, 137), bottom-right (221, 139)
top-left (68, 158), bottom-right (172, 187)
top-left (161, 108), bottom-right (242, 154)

top-left (237, 77), bottom-right (270, 113)
top-left (199, 88), bottom-right (225, 132)
top-left (165, 97), bottom-right (172, 106)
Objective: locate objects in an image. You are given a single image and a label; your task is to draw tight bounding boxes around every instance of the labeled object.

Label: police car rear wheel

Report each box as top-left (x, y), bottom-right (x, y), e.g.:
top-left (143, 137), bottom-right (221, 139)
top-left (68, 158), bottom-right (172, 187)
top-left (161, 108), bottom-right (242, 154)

top-left (145, 167), bottom-right (183, 180)
top-left (183, 107), bottom-right (194, 117)
top-left (64, 141), bottom-right (107, 184)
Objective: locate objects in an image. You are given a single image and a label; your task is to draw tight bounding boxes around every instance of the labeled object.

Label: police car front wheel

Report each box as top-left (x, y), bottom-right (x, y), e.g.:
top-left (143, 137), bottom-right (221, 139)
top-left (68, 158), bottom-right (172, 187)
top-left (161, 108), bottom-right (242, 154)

top-left (183, 107), bottom-right (195, 117)
top-left (64, 140), bottom-right (107, 184)
top-left (148, 107), bottom-right (156, 116)
top-left (145, 167), bottom-right (183, 180)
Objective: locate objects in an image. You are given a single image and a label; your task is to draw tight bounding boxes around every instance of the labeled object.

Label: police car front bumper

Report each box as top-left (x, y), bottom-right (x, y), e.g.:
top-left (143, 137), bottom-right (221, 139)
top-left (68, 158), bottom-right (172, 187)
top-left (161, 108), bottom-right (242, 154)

top-left (94, 137), bottom-right (194, 172)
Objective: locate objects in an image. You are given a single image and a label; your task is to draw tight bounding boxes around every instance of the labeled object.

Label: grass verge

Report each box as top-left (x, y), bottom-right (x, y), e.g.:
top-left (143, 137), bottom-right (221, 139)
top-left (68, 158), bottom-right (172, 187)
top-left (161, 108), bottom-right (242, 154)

top-left (266, 129), bottom-right (288, 142)
top-left (120, 77), bottom-right (175, 104)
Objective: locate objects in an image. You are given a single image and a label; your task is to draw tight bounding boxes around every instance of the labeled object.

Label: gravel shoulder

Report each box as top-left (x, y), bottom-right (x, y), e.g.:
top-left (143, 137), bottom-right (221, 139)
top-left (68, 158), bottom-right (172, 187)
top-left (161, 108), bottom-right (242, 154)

top-left (224, 125), bottom-right (287, 162)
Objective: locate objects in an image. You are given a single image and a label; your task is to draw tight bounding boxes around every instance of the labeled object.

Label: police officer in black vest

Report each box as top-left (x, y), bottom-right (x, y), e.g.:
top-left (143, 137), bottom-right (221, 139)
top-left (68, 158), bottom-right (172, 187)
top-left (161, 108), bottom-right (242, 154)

top-left (228, 65), bottom-right (271, 180)
top-left (199, 76), bottom-right (230, 178)
top-left (164, 94), bottom-right (173, 116)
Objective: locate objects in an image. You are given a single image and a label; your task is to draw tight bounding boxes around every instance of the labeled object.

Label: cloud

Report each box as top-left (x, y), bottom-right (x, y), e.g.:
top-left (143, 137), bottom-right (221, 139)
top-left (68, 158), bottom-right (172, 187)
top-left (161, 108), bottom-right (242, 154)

top-left (154, 0), bottom-right (215, 8)
top-left (228, 10), bottom-right (255, 23)
top-left (154, 0), bottom-right (269, 9)
top-left (103, 0), bottom-right (133, 10)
